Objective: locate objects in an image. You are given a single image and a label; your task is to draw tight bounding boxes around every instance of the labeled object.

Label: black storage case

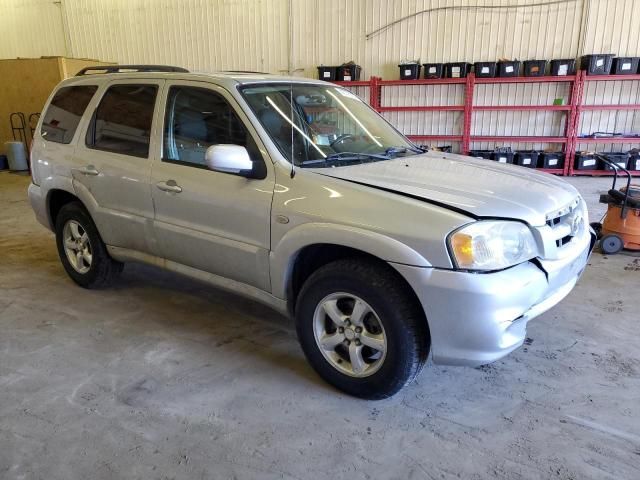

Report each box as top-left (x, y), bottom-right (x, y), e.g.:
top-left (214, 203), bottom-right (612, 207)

top-left (423, 63), bottom-right (444, 79)
top-left (612, 57), bottom-right (640, 75)
top-left (628, 151), bottom-right (640, 171)
top-left (336, 64), bottom-right (362, 81)
top-left (574, 152), bottom-right (598, 170)
top-left (444, 62), bottom-right (471, 78)
top-left (538, 152), bottom-right (565, 169)
top-left (317, 65), bottom-right (337, 81)
top-left (399, 63), bottom-right (421, 80)
top-left (474, 62), bottom-right (497, 78)
top-left (550, 59), bottom-right (576, 76)
top-left (491, 151), bottom-right (514, 164)
top-left (514, 150), bottom-right (539, 168)
top-left (523, 60), bottom-right (547, 77)
top-left (581, 54), bottom-right (614, 75)
top-left (498, 61), bottom-right (521, 77)
top-left (600, 152), bottom-right (629, 170)
top-left (469, 150), bottom-right (493, 159)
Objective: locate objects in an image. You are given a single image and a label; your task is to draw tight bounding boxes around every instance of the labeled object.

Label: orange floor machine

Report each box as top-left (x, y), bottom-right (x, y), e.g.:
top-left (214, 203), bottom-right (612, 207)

top-left (592, 155), bottom-right (640, 254)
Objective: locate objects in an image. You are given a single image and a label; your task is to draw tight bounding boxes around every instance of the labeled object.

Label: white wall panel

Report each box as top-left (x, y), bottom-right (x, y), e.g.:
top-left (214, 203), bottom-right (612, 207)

top-left (3, 0), bottom-right (640, 154)
top-left (0, 0), bottom-right (66, 58)
top-left (62, 0), bottom-right (290, 73)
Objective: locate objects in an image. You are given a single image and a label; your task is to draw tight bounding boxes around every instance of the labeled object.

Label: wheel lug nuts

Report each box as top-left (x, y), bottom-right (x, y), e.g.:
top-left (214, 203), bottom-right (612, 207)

top-left (338, 327), bottom-right (344, 333)
top-left (355, 340), bottom-right (361, 346)
top-left (355, 327), bottom-right (362, 333)
top-left (344, 339), bottom-right (350, 346)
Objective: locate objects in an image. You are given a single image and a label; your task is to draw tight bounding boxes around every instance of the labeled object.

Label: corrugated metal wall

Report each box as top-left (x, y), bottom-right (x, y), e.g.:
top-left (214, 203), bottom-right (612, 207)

top-left (2, 0), bottom-right (639, 152)
top-left (0, 0), bottom-right (67, 59)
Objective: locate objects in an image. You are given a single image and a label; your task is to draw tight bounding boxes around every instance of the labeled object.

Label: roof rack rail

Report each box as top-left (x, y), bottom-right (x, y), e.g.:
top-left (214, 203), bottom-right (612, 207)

top-left (76, 65), bottom-right (189, 76)
top-left (222, 70), bottom-right (270, 74)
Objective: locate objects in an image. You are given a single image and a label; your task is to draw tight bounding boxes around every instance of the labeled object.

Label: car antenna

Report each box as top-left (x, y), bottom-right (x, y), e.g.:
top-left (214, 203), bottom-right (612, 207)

top-left (289, 82), bottom-right (296, 178)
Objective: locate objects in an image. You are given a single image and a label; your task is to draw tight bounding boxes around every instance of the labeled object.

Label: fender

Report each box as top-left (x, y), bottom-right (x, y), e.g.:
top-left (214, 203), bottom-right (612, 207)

top-left (270, 222), bottom-right (432, 299)
top-left (41, 176), bottom-right (77, 230)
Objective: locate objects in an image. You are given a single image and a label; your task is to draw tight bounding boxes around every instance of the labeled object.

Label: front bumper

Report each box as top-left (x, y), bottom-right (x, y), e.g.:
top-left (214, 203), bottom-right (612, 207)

top-left (393, 229), bottom-right (596, 366)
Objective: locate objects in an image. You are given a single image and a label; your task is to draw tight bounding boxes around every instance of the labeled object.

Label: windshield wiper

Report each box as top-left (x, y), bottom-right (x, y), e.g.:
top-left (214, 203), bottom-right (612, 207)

top-left (303, 151), bottom-right (391, 168)
top-left (385, 145), bottom-right (425, 156)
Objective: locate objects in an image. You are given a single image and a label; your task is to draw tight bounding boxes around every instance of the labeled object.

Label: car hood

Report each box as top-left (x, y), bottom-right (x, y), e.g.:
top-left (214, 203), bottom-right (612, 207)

top-left (308, 151), bottom-right (579, 226)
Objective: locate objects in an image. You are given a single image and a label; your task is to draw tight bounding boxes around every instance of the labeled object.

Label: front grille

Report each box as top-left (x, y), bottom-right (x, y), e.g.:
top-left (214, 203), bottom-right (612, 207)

top-left (538, 197), bottom-right (584, 259)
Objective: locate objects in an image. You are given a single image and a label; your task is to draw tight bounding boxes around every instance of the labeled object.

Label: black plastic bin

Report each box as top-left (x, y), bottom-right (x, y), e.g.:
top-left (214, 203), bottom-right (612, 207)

top-left (317, 65), bottom-right (337, 81)
top-left (423, 63), bottom-right (444, 79)
top-left (491, 151), bottom-right (514, 164)
top-left (550, 59), bottom-right (576, 76)
top-left (574, 152), bottom-right (598, 170)
top-left (0, 155), bottom-right (8, 170)
top-left (628, 151), bottom-right (640, 171)
top-left (600, 152), bottom-right (629, 170)
top-left (469, 150), bottom-right (493, 159)
top-left (612, 57), bottom-right (640, 75)
top-left (581, 54), bottom-right (614, 75)
top-left (523, 60), bottom-right (547, 77)
top-left (514, 150), bottom-right (539, 168)
top-left (336, 64), bottom-right (362, 81)
top-left (538, 152), bottom-right (565, 169)
top-left (498, 61), bottom-right (521, 77)
top-left (399, 63), bottom-right (421, 80)
top-left (444, 62), bottom-right (471, 78)
top-left (474, 62), bottom-right (497, 78)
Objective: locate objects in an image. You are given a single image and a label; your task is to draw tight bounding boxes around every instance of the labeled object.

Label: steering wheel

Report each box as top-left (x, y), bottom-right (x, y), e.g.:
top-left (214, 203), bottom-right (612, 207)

top-left (330, 134), bottom-right (356, 148)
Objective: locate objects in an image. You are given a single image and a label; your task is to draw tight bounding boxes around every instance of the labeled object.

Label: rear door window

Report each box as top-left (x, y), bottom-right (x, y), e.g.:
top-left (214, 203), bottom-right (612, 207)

top-left (86, 84), bottom-right (158, 158)
top-left (41, 85), bottom-right (98, 144)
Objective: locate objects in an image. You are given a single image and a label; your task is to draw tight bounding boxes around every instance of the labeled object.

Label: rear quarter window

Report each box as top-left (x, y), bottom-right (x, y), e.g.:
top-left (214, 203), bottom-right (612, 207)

top-left (41, 85), bottom-right (98, 144)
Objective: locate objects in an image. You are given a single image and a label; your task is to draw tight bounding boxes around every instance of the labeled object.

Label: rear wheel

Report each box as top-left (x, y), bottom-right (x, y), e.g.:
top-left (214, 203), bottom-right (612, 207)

top-left (600, 234), bottom-right (624, 255)
top-left (295, 259), bottom-right (429, 399)
top-left (55, 202), bottom-right (123, 288)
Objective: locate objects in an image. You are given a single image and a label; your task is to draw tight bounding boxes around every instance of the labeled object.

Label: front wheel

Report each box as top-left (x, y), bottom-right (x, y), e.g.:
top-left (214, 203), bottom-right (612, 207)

top-left (295, 259), bottom-right (429, 399)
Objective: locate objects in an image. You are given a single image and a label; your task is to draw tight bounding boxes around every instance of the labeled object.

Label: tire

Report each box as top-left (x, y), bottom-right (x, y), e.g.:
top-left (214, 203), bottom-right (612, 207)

top-left (600, 234), bottom-right (624, 255)
top-left (295, 258), bottom-right (429, 399)
top-left (55, 202), bottom-right (123, 288)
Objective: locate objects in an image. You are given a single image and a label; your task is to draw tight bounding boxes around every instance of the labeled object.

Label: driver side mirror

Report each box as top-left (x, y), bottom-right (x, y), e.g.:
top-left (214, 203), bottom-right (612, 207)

top-left (205, 145), bottom-right (255, 177)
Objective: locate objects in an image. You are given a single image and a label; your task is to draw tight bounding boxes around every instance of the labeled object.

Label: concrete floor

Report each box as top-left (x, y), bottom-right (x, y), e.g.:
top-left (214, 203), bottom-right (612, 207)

top-left (1, 171), bottom-right (639, 480)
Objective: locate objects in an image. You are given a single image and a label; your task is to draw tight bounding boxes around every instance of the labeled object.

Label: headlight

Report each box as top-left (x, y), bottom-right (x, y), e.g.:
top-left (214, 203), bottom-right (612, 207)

top-left (448, 221), bottom-right (539, 271)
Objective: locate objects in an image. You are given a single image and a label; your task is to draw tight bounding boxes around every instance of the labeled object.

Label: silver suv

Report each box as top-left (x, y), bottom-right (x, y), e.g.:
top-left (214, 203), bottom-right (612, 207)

top-left (28, 65), bottom-right (595, 398)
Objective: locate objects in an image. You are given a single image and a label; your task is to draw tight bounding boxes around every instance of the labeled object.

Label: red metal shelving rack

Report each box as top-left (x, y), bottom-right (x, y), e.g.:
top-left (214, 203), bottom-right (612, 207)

top-left (334, 70), bottom-right (640, 176)
top-left (569, 70), bottom-right (640, 177)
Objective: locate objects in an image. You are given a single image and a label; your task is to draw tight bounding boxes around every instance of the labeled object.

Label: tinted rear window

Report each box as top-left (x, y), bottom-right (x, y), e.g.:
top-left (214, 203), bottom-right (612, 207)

top-left (86, 84), bottom-right (158, 158)
top-left (41, 85), bottom-right (98, 144)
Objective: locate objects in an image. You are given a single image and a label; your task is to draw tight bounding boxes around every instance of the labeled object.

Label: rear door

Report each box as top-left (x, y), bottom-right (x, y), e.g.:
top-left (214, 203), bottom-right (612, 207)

top-left (150, 81), bottom-right (275, 291)
top-left (73, 79), bottom-right (163, 253)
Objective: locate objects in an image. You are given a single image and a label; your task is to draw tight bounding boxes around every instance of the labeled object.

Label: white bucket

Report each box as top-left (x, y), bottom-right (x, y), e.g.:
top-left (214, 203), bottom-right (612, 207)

top-left (4, 141), bottom-right (28, 171)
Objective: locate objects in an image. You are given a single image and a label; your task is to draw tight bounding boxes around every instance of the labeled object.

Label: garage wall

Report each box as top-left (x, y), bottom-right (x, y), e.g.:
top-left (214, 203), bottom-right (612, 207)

top-left (2, 0), bottom-right (639, 153)
top-left (0, 0), bottom-right (67, 59)
top-left (61, 0), bottom-right (291, 74)
top-left (4, 0), bottom-right (637, 77)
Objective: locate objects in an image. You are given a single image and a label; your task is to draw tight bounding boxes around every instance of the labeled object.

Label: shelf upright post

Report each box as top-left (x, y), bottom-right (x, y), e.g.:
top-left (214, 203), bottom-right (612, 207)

top-left (462, 72), bottom-right (475, 155)
top-left (369, 76), bottom-right (382, 112)
top-left (566, 70), bottom-right (586, 175)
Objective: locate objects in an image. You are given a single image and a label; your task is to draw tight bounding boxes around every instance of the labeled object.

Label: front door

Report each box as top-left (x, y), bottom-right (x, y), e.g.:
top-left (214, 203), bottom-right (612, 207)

top-left (151, 81), bottom-right (275, 291)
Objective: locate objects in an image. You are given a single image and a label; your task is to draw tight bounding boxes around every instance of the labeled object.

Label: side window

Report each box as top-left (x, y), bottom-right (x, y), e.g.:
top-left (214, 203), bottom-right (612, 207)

top-left (163, 86), bottom-right (262, 168)
top-left (41, 85), bottom-right (98, 144)
top-left (86, 84), bottom-right (158, 158)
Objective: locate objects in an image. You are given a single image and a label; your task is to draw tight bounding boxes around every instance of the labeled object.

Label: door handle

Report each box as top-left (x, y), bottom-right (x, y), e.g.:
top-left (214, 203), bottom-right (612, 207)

top-left (156, 180), bottom-right (182, 193)
top-left (78, 165), bottom-right (99, 176)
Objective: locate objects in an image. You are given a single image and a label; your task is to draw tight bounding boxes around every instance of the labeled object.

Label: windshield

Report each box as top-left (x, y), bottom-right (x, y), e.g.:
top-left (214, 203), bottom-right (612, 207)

top-left (239, 83), bottom-right (420, 168)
